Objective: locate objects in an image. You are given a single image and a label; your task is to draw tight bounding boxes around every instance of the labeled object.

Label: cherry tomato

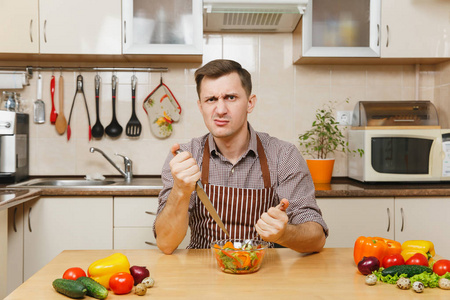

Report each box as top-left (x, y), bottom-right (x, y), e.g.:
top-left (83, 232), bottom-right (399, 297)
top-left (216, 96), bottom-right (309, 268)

top-left (433, 259), bottom-right (450, 276)
top-left (62, 267), bottom-right (87, 280)
top-left (405, 253), bottom-right (429, 267)
top-left (109, 272), bottom-right (134, 295)
top-left (382, 254), bottom-right (405, 268)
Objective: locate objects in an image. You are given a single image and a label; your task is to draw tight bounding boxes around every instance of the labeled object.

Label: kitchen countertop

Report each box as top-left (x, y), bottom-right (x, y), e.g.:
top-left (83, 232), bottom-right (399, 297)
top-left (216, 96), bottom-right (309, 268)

top-left (2, 176), bottom-right (450, 211)
top-left (5, 248), bottom-right (448, 299)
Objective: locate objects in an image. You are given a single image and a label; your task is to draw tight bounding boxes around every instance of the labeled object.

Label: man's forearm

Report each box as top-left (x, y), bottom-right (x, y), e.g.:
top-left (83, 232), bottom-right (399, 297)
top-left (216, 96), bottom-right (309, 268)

top-left (155, 189), bottom-right (191, 254)
top-left (277, 222), bottom-right (326, 253)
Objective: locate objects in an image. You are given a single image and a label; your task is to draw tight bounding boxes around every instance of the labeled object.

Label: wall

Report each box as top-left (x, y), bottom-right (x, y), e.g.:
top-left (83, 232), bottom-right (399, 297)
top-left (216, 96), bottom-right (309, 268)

top-left (2, 33), bottom-right (447, 177)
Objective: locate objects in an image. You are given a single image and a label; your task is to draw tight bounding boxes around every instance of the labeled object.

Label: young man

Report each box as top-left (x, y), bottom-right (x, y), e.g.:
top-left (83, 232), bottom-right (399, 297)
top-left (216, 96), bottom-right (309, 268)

top-left (154, 59), bottom-right (328, 254)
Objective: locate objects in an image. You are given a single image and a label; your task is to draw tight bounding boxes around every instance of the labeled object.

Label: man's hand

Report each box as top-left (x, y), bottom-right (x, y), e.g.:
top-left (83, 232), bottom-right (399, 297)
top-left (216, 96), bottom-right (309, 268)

top-left (255, 199), bottom-right (289, 243)
top-left (169, 144), bottom-right (201, 197)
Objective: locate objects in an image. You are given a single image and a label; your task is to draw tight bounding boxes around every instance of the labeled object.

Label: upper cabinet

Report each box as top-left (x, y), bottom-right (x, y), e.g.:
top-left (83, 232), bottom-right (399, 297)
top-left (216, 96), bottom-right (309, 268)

top-left (39, 0), bottom-right (122, 55)
top-left (300, 0), bottom-right (380, 58)
top-left (0, 0), bottom-right (39, 53)
top-left (294, 0), bottom-right (450, 63)
top-left (380, 0), bottom-right (450, 58)
top-left (122, 0), bottom-right (203, 57)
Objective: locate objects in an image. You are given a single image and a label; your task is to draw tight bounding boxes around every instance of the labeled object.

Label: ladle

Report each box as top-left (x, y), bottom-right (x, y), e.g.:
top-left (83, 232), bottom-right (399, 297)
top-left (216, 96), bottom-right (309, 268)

top-left (91, 75), bottom-right (104, 138)
top-left (105, 75), bottom-right (122, 137)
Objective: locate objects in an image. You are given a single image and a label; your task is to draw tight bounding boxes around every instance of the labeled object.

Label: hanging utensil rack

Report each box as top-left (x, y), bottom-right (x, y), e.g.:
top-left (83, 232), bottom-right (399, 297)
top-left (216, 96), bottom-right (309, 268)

top-left (0, 66), bottom-right (168, 80)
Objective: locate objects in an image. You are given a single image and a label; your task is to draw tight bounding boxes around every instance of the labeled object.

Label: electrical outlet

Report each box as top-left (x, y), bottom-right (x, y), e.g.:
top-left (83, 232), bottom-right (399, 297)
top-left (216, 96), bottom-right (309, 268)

top-left (336, 111), bottom-right (353, 126)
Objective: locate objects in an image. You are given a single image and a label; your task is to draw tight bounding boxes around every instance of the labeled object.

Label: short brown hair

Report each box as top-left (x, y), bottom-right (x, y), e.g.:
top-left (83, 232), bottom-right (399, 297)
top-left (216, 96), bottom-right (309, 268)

top-left (194, 59), bottom-right (252, 98)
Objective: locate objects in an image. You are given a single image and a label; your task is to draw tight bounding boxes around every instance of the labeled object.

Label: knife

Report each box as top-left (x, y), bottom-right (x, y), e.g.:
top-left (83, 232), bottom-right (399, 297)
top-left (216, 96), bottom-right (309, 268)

top-left (175, 149), bottom-right (230, 237)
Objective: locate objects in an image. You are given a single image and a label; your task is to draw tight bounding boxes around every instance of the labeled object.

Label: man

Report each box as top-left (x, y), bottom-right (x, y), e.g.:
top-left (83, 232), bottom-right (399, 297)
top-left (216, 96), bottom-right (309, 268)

top-left (154, 59), bottom-right (328, 254)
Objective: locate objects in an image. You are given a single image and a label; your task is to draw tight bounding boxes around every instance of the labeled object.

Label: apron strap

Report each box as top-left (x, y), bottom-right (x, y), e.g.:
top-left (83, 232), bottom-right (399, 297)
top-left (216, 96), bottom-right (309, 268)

top-left (201, 134), bottom-right (271, 188)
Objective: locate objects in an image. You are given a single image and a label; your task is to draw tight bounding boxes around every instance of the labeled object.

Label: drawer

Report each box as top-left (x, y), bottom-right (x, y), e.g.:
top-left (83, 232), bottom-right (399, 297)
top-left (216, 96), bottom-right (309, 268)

top-left (114, 197), bottom-right (158, 227)
top-left (114, 227), bottom-right (191, 250)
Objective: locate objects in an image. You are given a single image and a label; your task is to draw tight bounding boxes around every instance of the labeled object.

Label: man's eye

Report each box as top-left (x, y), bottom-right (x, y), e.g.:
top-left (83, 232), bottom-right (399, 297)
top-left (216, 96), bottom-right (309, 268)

top-left (206, 98), bottom-right (216, 102)
top-left (228, 95), bottom-right (235, 100)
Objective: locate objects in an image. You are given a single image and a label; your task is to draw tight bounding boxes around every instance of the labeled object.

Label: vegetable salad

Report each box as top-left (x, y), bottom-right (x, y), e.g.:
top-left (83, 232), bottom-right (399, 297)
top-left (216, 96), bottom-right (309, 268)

top-left (212, 240), bottom-right (266, 274)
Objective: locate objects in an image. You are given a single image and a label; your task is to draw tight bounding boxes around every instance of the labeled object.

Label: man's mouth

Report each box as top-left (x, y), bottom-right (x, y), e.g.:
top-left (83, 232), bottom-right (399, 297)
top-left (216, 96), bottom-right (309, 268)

top-left (214, 119), bottom-right (229, 126)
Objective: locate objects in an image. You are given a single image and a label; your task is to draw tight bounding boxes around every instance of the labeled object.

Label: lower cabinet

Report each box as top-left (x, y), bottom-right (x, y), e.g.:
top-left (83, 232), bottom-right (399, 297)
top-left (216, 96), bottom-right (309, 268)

top-left (317, 196), bottom-right (450, 258)
top-left (7, 204), bottom-right (24, 296)
top-left (317, 197), bottom-right (395, 248)
top-left (395, 197), bottom-right (450, 259)
top-left (113, 197), bottom-right (190, 250)
top-left (23, 197), bottom-right (113, 281)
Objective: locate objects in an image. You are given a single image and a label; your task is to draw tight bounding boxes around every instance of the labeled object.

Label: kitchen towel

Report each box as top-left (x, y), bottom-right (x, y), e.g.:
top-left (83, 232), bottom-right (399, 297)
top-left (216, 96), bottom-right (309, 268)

top-left (0, 71), bottom-right (29, 89)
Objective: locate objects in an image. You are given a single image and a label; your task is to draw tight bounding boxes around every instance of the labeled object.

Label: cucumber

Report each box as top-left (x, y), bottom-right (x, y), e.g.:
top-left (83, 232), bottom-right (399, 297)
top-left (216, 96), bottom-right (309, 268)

top-left (52, 278), bottom-right (87, 299)
top-left (76, 277), bottom-right (108, 300)
top-left (381, 265), bottom-right (432, 278)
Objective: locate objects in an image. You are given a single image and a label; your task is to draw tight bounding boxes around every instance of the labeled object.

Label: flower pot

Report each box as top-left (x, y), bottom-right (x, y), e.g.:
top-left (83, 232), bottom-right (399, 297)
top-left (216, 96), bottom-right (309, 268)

top-left (306, 158), bottom-right (335, 184)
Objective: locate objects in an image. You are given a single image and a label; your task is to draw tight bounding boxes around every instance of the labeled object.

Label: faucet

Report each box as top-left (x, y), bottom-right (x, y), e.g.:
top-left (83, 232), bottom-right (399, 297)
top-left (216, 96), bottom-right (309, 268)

top-left (90, 147), bottom-right (133, 182)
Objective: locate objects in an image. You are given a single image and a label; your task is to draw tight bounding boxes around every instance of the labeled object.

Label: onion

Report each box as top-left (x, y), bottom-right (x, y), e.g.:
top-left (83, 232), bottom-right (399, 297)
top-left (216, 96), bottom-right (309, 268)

top-left (129, 266), bottom-right (150, 286)
top-left (357, 256), bottom-right (380, 275)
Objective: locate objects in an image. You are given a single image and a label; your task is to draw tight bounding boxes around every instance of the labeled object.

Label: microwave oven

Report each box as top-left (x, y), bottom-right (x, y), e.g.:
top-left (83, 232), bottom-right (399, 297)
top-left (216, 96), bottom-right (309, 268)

top-left (348, 128), bottom-right (450, 182)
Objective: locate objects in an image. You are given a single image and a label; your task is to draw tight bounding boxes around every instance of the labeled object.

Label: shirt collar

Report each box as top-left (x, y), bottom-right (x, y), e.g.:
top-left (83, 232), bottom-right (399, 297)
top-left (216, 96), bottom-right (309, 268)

top-left (207, 122), bottom-right (259, 158)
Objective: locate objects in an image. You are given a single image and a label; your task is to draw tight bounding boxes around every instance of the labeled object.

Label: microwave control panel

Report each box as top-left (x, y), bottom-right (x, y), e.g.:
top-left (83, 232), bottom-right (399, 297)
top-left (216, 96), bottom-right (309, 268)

top-left (442, 133), bottom-right (450, 177)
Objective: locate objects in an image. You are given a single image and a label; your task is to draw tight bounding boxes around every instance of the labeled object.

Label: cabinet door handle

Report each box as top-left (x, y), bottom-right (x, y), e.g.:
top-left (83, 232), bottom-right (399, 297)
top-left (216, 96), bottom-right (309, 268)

top-left (145, 241), bottom-right (157, 246)
top-left (28, 206), bottom-right (32, 232)
top-left (400, 207), bottom-right (404, 232)
top-left (29, 19), bottom-right (33, 43)
top-left (13, 206), bottom-right (18, 232)
top-left (145, 211), bottom-right (156, 216)
top-left (386, 25), bottom-right (389, 47)
top-left (377, 24), bottom-right (380, 46)
top-left (386, 207), bottom-right (390, 232)
top-left (124, 21), bottom-right (127, 44)
top-left (44, 20), bottom-right (47, 43)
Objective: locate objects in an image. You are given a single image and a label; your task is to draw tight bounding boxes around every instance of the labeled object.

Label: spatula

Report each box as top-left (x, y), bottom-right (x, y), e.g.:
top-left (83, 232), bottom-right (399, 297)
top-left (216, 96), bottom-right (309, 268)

top-left (125, 75), bottom-right (142, 137)
top-left (55, 75), bottom-right (67, 134)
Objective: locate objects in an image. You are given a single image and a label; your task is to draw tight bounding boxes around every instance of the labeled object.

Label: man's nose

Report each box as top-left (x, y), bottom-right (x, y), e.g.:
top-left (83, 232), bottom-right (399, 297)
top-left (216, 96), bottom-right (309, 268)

top-left (215, 98), bottom-right (227, 114)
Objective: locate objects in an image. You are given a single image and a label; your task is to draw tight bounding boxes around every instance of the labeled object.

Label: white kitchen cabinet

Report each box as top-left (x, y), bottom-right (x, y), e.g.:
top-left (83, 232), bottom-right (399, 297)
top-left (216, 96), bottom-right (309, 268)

top-left (23, 197), bottom-right (113, 281)
top-left (380, 0), bottom-right (450, 58)
top-left (7, 204), bottom-right (24, 296)
top-left (39, 0), bottom-right (122, 55)
top-left (299, 0), bottom-right (381, 58)
top-left (122, 0), bottom-right (203, 56)
top-left (395, 197), bottom-right (450, 259)
top-left (0, 0), bottom-right (39, 53)
top-left (114, 196), bottom-right (190, 250)
top-left (295, 0), bottom-right (450, 62)
top-left (317, 197), bottom-right (394, 248)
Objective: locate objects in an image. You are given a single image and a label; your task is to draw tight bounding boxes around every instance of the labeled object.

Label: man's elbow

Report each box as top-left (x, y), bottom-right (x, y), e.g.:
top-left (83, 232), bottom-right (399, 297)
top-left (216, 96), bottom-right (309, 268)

top-left (156, 239), bottom-right (177, 255)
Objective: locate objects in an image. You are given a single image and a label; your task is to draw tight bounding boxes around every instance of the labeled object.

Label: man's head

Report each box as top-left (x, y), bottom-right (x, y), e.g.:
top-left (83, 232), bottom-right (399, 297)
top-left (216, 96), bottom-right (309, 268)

top-left (195, 59), bottom-right (252, 98)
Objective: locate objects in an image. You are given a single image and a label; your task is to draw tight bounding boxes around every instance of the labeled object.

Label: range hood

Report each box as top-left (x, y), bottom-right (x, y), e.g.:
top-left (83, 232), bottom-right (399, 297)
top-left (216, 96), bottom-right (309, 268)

top-left (203, 0), bottom-right (308, 32)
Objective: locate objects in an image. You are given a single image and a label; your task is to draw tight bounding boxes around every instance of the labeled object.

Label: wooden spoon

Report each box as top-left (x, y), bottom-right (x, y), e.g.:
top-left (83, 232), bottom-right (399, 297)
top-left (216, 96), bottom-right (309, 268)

top-left (55, 75), bottom-right (67, 134)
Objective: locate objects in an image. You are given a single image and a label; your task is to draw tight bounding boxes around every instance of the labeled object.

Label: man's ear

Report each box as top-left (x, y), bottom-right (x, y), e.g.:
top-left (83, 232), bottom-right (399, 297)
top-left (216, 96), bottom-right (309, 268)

top-left (247, 94), bottom-right (257, 113)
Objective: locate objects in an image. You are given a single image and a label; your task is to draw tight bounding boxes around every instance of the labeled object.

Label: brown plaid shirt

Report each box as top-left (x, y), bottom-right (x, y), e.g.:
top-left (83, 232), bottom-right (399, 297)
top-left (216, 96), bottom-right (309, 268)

top-left (155, 123), bottom-right (329, 237)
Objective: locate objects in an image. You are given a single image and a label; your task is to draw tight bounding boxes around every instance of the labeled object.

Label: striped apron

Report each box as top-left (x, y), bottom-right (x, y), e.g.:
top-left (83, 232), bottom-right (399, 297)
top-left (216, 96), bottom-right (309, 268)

top-left (187, 135), bottom-right (277, 249)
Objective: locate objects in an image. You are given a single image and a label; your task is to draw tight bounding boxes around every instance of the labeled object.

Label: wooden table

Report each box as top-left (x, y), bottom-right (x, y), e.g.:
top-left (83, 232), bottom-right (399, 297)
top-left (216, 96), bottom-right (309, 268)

top-left (5, 248), bottom-right (449, 299)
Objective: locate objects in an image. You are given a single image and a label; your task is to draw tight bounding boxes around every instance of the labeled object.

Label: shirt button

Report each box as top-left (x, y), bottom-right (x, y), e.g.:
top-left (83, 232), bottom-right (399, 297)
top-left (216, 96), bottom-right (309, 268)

top-left (231, 168), bottom-right (235, 173)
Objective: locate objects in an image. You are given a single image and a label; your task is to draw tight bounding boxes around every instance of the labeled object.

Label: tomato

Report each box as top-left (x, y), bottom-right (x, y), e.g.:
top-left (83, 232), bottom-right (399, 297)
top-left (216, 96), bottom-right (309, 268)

top-left (405, 253), bottom-right (429, 267)
top-left (62, 267), bottom-right (87, 280)
top-left (433, 259), bottom-right (450, 276)
top-left (109, 272), bottom-right (134, 295)
top-left (382, 254), bottom-right (405, 268)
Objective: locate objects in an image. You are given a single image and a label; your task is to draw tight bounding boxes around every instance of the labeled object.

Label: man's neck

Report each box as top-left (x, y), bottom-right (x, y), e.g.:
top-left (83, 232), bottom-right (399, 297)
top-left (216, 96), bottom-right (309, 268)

top-left (213, 129), bottom-right (251, 165)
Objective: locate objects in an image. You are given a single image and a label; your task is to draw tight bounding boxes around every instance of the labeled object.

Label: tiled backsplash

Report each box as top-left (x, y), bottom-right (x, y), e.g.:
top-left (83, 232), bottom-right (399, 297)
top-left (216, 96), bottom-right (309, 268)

top-left (2, 33), bottom-right (449, 177)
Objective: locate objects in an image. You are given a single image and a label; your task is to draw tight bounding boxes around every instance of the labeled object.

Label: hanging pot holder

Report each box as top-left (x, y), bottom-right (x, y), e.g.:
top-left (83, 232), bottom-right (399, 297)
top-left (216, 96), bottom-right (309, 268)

top-left (143, 78), bottom-right (182, 138)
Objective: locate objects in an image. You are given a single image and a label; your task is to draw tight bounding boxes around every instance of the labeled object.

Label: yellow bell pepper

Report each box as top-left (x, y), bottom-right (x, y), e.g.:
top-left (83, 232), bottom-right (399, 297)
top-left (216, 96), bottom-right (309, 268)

top-left (401, 240), bottom-right (435, 261)
top-left (88, 253), bottom-right (130, 289)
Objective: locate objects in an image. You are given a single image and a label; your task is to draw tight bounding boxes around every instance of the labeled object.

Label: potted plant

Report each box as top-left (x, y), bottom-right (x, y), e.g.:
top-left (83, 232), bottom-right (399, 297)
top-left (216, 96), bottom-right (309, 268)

top-left (298, 100), bottom-right (363, 184)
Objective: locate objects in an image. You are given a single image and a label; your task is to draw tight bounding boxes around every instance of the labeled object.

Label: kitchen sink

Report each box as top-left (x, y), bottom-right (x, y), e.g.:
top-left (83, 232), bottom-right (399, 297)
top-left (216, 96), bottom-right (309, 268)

top-left (8, 177), bottom-right (164, 190)
top-left (22, 179), bottom-right (117, 187)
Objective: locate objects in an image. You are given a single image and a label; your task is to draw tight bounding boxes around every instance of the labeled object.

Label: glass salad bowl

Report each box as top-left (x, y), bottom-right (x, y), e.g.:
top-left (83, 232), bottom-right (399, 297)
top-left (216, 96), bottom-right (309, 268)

top-left (211, 239), bottom-right (268, 274)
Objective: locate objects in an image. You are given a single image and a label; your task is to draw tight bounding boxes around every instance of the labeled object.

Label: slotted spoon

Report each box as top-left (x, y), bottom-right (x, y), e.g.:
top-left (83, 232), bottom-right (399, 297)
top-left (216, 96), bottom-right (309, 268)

top-left (125, 75), bottom-right (142, 137)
